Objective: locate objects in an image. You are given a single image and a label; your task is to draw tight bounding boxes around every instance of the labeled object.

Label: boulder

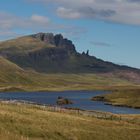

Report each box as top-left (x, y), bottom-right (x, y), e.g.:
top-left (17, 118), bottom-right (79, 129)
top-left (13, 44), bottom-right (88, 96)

top-left (56, 97), bottom-right (73, 105)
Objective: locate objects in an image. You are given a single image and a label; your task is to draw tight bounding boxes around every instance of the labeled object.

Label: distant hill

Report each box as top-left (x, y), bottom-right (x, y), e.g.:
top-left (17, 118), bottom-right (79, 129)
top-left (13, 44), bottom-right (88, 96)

top-left (0, 33), bottom-right (140, 84)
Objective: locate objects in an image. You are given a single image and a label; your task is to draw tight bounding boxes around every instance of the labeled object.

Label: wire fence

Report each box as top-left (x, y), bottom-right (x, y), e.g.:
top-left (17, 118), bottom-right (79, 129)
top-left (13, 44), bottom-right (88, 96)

top-left (0, 100), bottom-right (124, 121)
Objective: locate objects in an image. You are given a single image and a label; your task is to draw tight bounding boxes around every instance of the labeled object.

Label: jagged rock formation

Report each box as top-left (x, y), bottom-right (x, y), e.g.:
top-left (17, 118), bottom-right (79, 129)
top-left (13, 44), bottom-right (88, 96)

top-left (32, 33), bottom-right (76, 53)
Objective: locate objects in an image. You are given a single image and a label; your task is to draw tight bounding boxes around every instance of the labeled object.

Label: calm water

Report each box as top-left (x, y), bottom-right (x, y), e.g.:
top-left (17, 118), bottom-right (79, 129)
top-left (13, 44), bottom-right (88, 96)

top-left (0, 91), bottom-right (140, 114)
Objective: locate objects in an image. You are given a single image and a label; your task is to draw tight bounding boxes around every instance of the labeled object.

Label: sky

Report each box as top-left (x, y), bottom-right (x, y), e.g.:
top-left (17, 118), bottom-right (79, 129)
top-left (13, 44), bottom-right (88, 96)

top-left (0, 0), bottom-right (140, 68)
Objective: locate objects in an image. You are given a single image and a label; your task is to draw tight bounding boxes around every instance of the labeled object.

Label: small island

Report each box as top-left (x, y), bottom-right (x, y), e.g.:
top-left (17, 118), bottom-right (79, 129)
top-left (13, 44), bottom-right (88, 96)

top-left (91, 96), bottom-right (106, 101)
top-left (56, 97), bottom-right (73, 105)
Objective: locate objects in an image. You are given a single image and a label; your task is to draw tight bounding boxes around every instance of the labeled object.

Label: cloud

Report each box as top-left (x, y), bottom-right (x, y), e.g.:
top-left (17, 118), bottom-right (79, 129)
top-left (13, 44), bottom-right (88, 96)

top-left (57, 7), bottom-right (81, 19)
top-left (127, 0), bottom-right (140, 3)
top-left (0, 12), bottom-right (51, 40)
top-left (0, 11), bottom-right (86, 40)
top-left (0, 12), bottom-right (50, 30)
top-left (31, 15), bottom-right (50, 24)
top-left (0, 31), bottom-right (21, 41)
top-left (90, 41), bottom-right (111, 47)
top-left (57, 7), bottom-right (116, 19)
top-left (29, 0), bottom-right (140, 25)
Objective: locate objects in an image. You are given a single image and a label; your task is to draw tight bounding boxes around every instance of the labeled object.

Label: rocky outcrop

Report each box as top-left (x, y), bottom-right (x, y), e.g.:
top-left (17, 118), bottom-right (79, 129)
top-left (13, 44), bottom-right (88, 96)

top-left (28, 47), bottom-right (69, 61)
top-left (91, 96), bottom-right (106, 101)
top-left (32, 33), bottom-right (76, 53)
top-left (56, 97), bottom-right (73, 105)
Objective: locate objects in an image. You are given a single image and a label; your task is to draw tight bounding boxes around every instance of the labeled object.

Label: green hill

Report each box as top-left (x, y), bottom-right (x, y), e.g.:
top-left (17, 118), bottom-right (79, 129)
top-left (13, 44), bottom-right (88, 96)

top-left (0, 56), bottom-right (37, 91)
top-left (0, 56), bottom-right (134, 92)
top-left (0, 35), bottom-right (54, 54)
top-left (0, 33), bottom-right (139, 91)
top-left (0, 33), bottom-right (139, 75)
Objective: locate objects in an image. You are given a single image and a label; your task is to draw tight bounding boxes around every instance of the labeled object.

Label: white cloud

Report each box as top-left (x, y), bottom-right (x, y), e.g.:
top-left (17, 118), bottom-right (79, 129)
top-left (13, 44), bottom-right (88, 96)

top-left (0, 12), bottom-right (50, 31)
top-left (31, 15), bottom-right (50, 24)
top-left (29, 0), bottom-right (140, 25)
top-left (0, 11), bottom-right (86, 40)
top-left (0, 30), bottom-right (22, 41)
top-left (0, 12), bottom-right (51, 40)
top-left (57, 7), bottom-right (81, 19)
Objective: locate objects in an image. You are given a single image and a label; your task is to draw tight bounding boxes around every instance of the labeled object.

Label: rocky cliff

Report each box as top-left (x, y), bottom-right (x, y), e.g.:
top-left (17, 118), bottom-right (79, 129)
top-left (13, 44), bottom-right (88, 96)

top-left (32, 33), bottom-right (76, 53)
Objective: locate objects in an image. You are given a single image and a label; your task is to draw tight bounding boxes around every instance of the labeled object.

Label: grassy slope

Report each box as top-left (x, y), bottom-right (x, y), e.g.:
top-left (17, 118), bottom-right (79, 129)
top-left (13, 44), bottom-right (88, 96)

top-left (0, 56), bottom-right (37, 90)
top-left (0, 36), bottom-right (54, 54)
top-left (1, 35), bottom-right (140, 76)
top-left (0, 102), bottom-right (140, 140)
top-left (0, 36), bottom-right (111, 73)
top-left (0, 57), bottom-right (135, 92)
top-left (97, 89), bottom-right (140, 108)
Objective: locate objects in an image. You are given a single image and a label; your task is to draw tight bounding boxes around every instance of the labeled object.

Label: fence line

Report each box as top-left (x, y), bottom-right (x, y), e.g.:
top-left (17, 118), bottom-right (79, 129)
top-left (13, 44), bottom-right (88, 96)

top-left (0, 100), bottom-right (123, 121)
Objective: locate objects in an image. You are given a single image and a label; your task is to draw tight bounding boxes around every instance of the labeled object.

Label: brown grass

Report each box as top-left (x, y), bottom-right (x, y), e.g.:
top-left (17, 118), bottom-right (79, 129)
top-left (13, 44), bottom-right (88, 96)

top-left (0, 102), bottom-right (139, 140)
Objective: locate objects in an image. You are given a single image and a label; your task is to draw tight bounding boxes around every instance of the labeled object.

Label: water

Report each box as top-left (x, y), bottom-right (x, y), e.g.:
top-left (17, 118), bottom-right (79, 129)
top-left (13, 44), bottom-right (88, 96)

top-left (0, 90), bottom-right (140, 114)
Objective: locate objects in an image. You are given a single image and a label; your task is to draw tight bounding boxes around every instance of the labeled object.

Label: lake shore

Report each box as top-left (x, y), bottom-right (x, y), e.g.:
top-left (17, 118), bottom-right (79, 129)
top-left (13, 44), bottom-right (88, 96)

top-left (0, 90), bottom-right (140, 114)
top-left (0, 82), bottom-right (140, 93)
top-left (0, 100), bottom-right (139, 119)
top-left (0, 100), bottom-right (122, 120)
top-left (92, 89), bottom-right (140, 109)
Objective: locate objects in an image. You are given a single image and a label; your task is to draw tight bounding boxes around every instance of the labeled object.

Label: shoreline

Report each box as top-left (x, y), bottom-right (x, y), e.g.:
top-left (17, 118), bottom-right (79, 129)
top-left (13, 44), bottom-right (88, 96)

top-left (104, 102), bottom-right (140, 109)
top-left (1, 89), bottom-right (140, 114)
top-left (0, 100), bottom-right (139, 118)
top-left (91, 89), bottom-right (140, 109)
top-left (92, 96), bottom-right (140, 109)
top-left (0, 85), bottom-right (140, 93)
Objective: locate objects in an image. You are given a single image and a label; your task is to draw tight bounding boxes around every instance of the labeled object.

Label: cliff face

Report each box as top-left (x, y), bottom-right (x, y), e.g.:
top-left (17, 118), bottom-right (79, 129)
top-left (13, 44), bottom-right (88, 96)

top-left (32, 33), bottom-right (76, 53)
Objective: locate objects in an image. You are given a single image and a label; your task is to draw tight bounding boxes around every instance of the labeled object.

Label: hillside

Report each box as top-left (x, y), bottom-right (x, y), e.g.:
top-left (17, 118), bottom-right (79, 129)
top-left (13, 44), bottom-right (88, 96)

top-left (0, 33), bottom-right (140, 91)
top-left (0, 56), bottom-right (27, 83)
top-left (0, 56), bottom-right (38, 91)
top-left (0, 57), bottom-right (134, 92)
top-left (0, 33), bottom-right (139, 75)
top-left (0, 65), bottom-right (133, 92)
top-left (0, 35), bottom-right (54, 54)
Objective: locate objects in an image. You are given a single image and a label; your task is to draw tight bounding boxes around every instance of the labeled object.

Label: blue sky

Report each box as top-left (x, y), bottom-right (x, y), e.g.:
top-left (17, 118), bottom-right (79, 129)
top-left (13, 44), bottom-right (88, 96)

top-left (0, 0), bottom-right (140, 68)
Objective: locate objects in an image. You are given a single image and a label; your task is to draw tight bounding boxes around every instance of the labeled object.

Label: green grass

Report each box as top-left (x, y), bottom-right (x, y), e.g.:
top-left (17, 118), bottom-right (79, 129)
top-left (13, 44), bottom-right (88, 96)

top-left (0, 36), bottom-right (54, 54)
top-left (0, 56), bottom-right (136, 92)
top-left (97, 89), bottom-right (140, 108)
top-left (0, 102), bottom-right (140, 140)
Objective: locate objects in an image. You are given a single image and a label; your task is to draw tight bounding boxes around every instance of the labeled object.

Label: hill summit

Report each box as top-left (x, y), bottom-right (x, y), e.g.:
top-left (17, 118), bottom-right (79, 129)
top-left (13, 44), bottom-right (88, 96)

top-left (32, 33), bottom-right (76, 52)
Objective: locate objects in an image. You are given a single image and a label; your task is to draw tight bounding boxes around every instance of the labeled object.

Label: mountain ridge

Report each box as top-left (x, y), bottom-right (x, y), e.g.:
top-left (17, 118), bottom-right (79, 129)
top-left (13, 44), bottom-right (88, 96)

top-left (0, 33), bottom-right (140, 84)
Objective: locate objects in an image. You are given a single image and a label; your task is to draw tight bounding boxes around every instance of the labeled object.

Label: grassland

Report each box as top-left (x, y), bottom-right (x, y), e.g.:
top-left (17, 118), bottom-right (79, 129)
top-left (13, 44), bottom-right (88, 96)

top-left (0, 102), bottom-right (140, 140)
top-left (0, 56), bottom-right (136, 92)
top-left (0, 36), bottom-right (54, 54)
top-left (0, 72), bottom-right (135, 92)
top-left (92, 89), bottom-right (140, 108)
top-left (0, 36), bottom-right (140, 92)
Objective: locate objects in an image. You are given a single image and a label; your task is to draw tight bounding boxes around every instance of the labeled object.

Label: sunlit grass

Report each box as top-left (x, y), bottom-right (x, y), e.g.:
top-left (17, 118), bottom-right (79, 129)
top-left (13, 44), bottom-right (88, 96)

top-left (97, 89), bottom-right (140, 108)
top-left (0, 103), bottom-right (140, 140)
top-left (0, 57), bottom-right (134, 92)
